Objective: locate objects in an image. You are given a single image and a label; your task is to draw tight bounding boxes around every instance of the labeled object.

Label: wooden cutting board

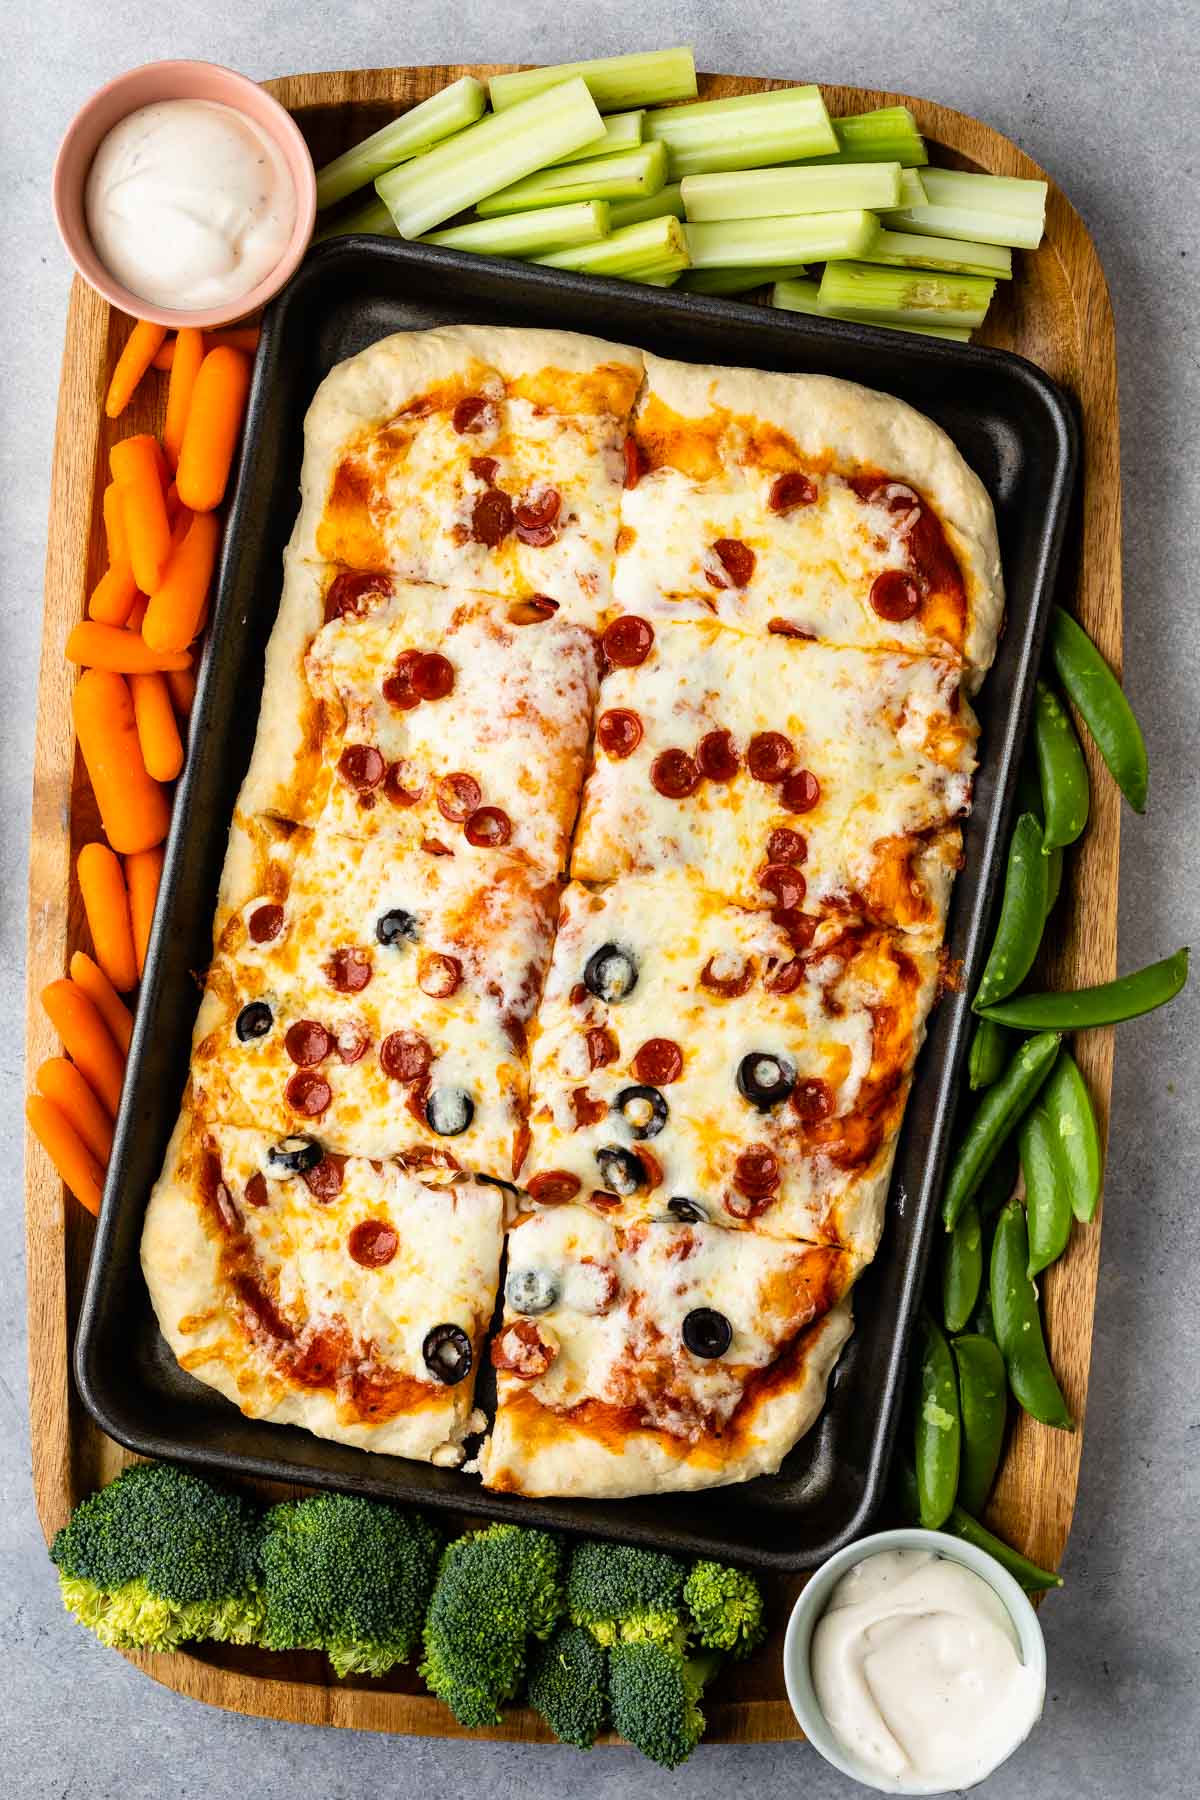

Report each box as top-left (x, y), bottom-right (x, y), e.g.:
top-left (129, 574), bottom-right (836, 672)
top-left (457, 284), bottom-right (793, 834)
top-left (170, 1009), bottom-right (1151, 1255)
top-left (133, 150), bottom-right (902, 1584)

top-left (25, 64), bottom-right (1120, 1743)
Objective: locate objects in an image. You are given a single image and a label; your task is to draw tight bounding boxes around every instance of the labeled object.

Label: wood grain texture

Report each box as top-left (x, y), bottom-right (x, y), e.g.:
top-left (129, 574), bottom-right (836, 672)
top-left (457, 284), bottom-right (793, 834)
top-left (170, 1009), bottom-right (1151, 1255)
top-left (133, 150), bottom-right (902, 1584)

top-left (25, 64), bottom-right (1121, 1743)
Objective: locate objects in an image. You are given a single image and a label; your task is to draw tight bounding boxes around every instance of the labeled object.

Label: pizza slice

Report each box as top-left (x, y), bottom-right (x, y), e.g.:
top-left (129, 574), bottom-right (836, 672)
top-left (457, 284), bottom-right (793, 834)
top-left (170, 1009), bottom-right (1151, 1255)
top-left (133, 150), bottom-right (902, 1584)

top-left (573, 616), bottom-right (977, 934)
top-left (191, 813), bottom-right (559, 1177)
top-left (478, 1204), bottom-right (854, 1497)
top-left (614, 351), bottom-right (1003, 685)
top-left (519, 874), bottom-right (941, 1262)
top-left (141, 1099), bottom-right (504, 1464)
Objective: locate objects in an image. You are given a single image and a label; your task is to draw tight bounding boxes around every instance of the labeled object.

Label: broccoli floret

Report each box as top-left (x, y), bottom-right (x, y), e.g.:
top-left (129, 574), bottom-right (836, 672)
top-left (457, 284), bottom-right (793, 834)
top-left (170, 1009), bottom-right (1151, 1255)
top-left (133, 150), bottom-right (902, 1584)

top-left (526, 1620), bottom-right (608, 1748)
top-left (566, 1540), bottom-right (687, 1647)
top-left (608, 1638), bottom-right (722, 1768)
top-left (419, 1523), bottom-right (564, 1727)
top-left (258, 1492), bottom-right (443, 1678)
top-left (50, 1461), bottom-right (264, 1652)
top-left (683, 1559), bottom-right (767, 1659)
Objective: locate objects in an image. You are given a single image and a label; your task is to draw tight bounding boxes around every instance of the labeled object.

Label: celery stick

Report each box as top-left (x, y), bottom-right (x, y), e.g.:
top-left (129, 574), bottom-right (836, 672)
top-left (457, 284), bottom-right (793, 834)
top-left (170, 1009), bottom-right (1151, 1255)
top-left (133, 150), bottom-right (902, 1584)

top-left (423, 201), bottom-right (611, 257)
top-left (817, 261), bottom-right (996, 328)
top-left (551, 110), bottom-right (645, 165)
top-left (475, 143), bottom-right (667, 216)
top-left (639, 270), bottom-right (682, 287)
top-left (376, 78), bottom-right (603, 238)
top-left (898, 168), bottom-right (928, 207)
top-left (867, 227), bottom-right (1012, 279)
top-left (314, 77), bottom-right (487, 209)
top-left (644, 86), bottom-right (837, 177)
top-left (772, 277), bottom-right (972, 339)
top-left (608, 182), bottom-right (685, 229)
top-left (683, 210), bottom-right (877, 269)
top-left (884, 168), bottom-right (1047, 248)
top-left (314, 195), bottom-right (400, 241)
top-left (769, 277), bottom-right (825, 314)
top-left (806, 106), bottom-right (929, 167)
top-left (535, 216), bottom-right (689, 277)
top-left (489, 49), bottom-right (697, 114)
top-left (679, 262), bottom-right (807, 295)
top-left (682, 162), bottom-right (901, 221)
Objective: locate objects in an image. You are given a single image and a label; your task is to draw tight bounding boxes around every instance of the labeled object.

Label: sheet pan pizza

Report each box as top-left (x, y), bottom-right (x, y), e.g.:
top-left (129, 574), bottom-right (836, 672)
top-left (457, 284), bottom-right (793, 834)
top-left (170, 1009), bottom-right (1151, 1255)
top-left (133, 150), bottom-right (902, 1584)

top-left (141, 324), bottom-right (1002, 1496)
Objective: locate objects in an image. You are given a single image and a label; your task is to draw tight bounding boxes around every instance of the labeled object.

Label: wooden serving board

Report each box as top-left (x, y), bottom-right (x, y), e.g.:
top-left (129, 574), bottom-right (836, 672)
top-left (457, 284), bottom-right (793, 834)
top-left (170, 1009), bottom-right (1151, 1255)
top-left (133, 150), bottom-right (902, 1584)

top-left (25, 64), bottom-right (1121, 1743)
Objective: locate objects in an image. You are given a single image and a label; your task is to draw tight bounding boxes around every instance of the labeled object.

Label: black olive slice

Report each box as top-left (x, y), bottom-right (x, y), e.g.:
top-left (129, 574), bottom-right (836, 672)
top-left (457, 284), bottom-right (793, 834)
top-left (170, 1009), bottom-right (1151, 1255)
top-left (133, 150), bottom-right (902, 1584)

top-left (236, 1000), bottom-right (273, 1042)
top-left (682, 1307), bottom-right (733, 1359)
top-left (423, 1323), bottom-right (473, 1384)
top-left (376, 907), bottom-right (419, 947)
top-left (505, 1267), bottom-right (559, 1315)
top-left (736, 1051), bottom-right (796, 1111)
top-left (583, 942), bottom-right (639, 1003)
top-left (595, 1144), bottom-right (646, 1196)
top-left (266, 1134), bottom-right (324, 1175)
top-left (612, 1084), bottom-right (668, 1140)
top-left (426, 1088), bottom-right (475, 1137)
top-left (666, 1197), bottom-right (707, 1224)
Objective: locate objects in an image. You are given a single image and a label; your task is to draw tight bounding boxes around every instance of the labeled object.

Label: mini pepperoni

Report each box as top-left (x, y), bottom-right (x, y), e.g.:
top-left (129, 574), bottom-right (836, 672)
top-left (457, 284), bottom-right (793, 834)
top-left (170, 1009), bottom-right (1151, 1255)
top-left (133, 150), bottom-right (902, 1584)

top-left (768, 472), bottom-right (818, 513)
top-left (419, 952), bottom-right (462, 999)
top-left (767, 827), bottom-right (807, 864)
top-left (870, 570), bottom-right (922, 622)
top-left (602, 615), bottom-right (654, 668)
top-left (763, 957), bottom-right (805, 995)
top-left (244, 1172), bottom-right (269, 1208)
top-left (436, 772), bottom-right (482, 822)
top-left (767, 618), bottom-right (816, 640)
top-left (285, 1070), bottom-right (332, 1117)
top-left (412, 652), bottom-right (455, 701)
top-left (570, 1088), bottom-right (608, 1129)
top-left (335, 1023), bottom-right (371, 1065)
top-left (747, 732), bottom-right (794, 783)
top-left (338, 744), bottom-right (385, 792)
top-left (696, 729), bottom-right (740, 782)
top-left (597, 709), bottom-right (643, 759)
top-left (381, 650), bottom-right (422, 710)
top-left (724, 1186), bottom-right (774, 1221)
top-left (453, 394), bottom-right (495, 434)
top-left (585, 1027), bottom-right (618, 1069)
top-left (780, 768), bottom-right (822, 813)
top-left (733, 1145), bottom-right (781, 1195)
top-left (469, 454), bottom-right (499, 483)
top-left (348, 1219), bottom-right (399, 1267)
top-left (705, 537), bottom-right (756, 589)
top-left (758, 863), bottom-right (807, 910)
top-left (284, 1020), bottom-right (333, 1067)
top-left (380, 1031), bottom-right (433, 1083)
top-left (323, 570), bottom-right (392, 623)
top-left (622, 434), bottom-right (644, 489)
top-left (472, 488), bottom-right (513, 547)
top-left (651, 748), bottom-right (700, 799)
top-left (509, 593), bottom-right (559, 623)
top-left (773, 906), bottom-right (818, 952)
top-left (248, 903), bottom-right (284, 943)
top-left (792, 1077), bottom-right (835, 1124)
top-left (422, 837), bottom-right (452, 856)
top-left (303, 1153), bottom-right (346, 1201)
top-left (491, 1318), bottom-right (556, 1378)
top-left (464, 806), bottom-right (512, 847)
top-left (515, 487), bottom-right (561, 531)
top-left (700, 952), bottom-right (755, 998)
top-left (384, 760), bottom-right (424, 807)
top-left (325, 948), bottom-right (372, 993)
top-left (526, 1170), bottom-right (582, 1204)
top-left (632, 1037), bottom-right (683, 1085)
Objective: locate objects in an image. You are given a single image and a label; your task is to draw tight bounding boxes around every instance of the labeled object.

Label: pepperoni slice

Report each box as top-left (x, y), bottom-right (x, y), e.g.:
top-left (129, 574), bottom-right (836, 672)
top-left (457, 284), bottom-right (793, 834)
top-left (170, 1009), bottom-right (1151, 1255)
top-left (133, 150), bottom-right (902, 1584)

top-left (491, 1318), bottom-right (556, 1378)
top-left (472, 488), bottom-right (514, 547)
top-left (696, 729), bottom-right (740, 782)
top-left (585, 1027), bottom-right (618, 1069)
top-left (767, 619), bottom-right (816, 641)
top-left (412, 652), bottom-right (455, 702)
top-left (325, 948), bottom-right (372, 993)
top-left (632, 1037), bottom-right (683, 1085)
top-left (705, 538), bottom-right (756, 589)
top-left (248, 902), bottom-right (284, 944)
top-left (436, 772), bottom-right (482, 822)
top-left (651, 748), bottom-right (701, 799)
top-left (570, 1088), bottom-right (608, 1129)
top-left (792, 1077), bottom-right (835, 1124)
top-left (303, 1153), bottom-right (346, 1201)
top-left (284, 1021), bottom-right (333, 1067)
top-left (906, 505), bottom-right (965, 600)
top-left (334, 1023), bottom-right (371, 1065)
top-left (348, 1219), bottom-right (399, 1267)
top-left (602, 615), bottom-right (654, 668)
top-left (768, 472), bottom-right (818, 513)
top-left (244, 1172), bottom-right (269, 1208)
top-left (724, 1186), bottom-right (774, 1221)
top-left (338, 744), bottom-right (385, 792)
top-left (747, 732), bottom-right (794, 783)
top-left (422, 837), bottom-right (453, 857)
top-left (509, 594), bottom-right (559, 624)
top-left (763, 957), bottom-right (805, 995)
top-left (464, 806), bottom-right (512, 847)
top-left (384, 760), bottom-right (424, 808)
top-left (597, 709), bottom-right (643, 759)
top-left (515, 487), bottom-right (561, 532)
top-left (870, 570), bottom-right (922, 622)
top-left (700, 952), bottom-right (755, 998)
top-left (382, 649), bottom-right (422, 710)
top-left (758, 863), bottom-right (807, 910)
top-left (323, 571), bottom-right (392, 623)
top-left (469, 454), bottom-right (499, 484)
top-left (772, 907), bottom-right (818, 952)
top-left (622, 434), bottom-right (644, 489)
top-left (733, 1145), bottom-right (781, 1195)
top-left (453, 394), bottom-right (496, 435)
top-left (418, 952), bottom-right (462, 999)
top-left (380, 1031), bottom-right (433, 1083)
top-left (285, 1070), bottom-right (332, 1117)
top-left (767, 827), bottom-right (807, 864)
top-left (780, 768), bottom-right (822, 813)
top-left (526, 1170), bottom-right (582, 1204)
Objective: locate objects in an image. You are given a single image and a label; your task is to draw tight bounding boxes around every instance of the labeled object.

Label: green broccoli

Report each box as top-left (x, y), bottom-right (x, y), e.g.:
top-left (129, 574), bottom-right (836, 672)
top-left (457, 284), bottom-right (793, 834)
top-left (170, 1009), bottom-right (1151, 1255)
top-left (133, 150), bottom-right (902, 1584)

top-left (258, 1492), bottom-right (443, 1678)
top-left (683, 1558), bottom-right (767, 1659)
top-left (420, 1523), bottom-right (565, 1727)
top-left (49, 1461), bottom-right (264, 1652)
top-left (525, 1620), bottom-right (609, 1748)
top-left (566, 1540), bottom-right (687, 1647)
top-left (608, 1638), bottom-right (722, 1768)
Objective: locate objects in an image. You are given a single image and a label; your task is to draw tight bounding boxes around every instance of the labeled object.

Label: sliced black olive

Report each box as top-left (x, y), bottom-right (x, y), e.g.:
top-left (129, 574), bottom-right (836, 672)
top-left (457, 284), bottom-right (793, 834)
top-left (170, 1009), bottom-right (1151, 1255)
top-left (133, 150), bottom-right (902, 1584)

top-left (376, 907), bottom-right (419, 947)
top-left (736, 1051), bottom-right (796, 1111)
top-left (236, 1000), bottom-right (273, 1042)
top-left (666, 1197), bottom-right (707, 1224)
top-left (266, 1134), bottom-right (324, 1175)
top-left (595, 1144), bottom-right (646, 1196)
top-left (426, 1088), bottom-right (475, 1137)
top-left (583, 942), bottom-right (639, 1003)
top-left (682, 1307), bottom-right (733, 1359)
top-left (423, 1323), bottom-right (473, 1385)
top-left (613, 1084), bottom-right (668, 1140)
top-left (505, 1267), bottom-right (559, 1315)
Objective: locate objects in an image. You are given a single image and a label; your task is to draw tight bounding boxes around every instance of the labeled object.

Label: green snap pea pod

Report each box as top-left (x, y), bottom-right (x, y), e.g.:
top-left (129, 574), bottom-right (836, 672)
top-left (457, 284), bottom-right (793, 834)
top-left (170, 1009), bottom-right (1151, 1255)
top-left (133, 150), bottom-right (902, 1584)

top-left (1044, 845), bottom-right (1064, 919)
top-left (1050, 607), bottom-right (1149, 812)
top-left (975, 1135), bottom-right (1020, 1219)
top-left (943, 1031), bottom-right (1061, 1229)
top-left (952, 1333), bottom-right (1008, 1515)
top-left (1041, 1050), bottom-right (1103, 1222)
top-left (968, 1015), bottom-right (1011, 1090)
top-left (979, 947), bottom-right (1190, 1030)
top-left (971, 1278), bottom-right (998, 1343)
top-left (991, 1198), bottom-right (1073, 1429)
top-left (973, 813), bottom-right (1048, 1010)
top-left (891, 1458), bottom-right (1062, 1591)
top-left (1015, 751), bottom-right (1043, 822)
top-left (1020, 1102), bottom-right (1073, 1277)
top-left (1034, 679), bottom-right (1090, 849)
top-left (913, 1312), bottom-right (961, 1528)
top-left (942, 1199), bottom-right (982, 1333)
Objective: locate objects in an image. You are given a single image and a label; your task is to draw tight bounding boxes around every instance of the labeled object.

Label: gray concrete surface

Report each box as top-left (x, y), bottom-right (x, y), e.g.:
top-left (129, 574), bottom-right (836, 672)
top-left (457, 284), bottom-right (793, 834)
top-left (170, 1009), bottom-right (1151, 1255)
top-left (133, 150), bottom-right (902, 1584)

top-left (2, 3), bottom-right (1197, 1794)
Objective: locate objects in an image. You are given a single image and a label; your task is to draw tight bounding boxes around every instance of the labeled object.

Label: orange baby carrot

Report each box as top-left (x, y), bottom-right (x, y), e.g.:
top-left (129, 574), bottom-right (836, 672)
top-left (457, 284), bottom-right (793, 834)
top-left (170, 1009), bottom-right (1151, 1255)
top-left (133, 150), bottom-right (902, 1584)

top-left (41, 978), bottom-right (125, 1116)
top-left (151, 338), bottom-right (176, 372)
top-left (110, 435), bottom-right (171, 593)
top-left (25, 1094), bottom-right (105, 1216)
top-left (66, 620), bottom-right (190, 674)
top-left (163, 328), bottom-right (205, 471)
top-left (164, 665), bottom-right (196, 718)
top-left (69, 950), bottom-right (135, 1055)
top-left (153, 327), bottom-right (262, 371)
top-left (105, 320), bottom-right (168, 419)
top-left (176, 347), bottom-right (251, 512)
top-left (71, 668), bottom-right (171, 854)
top-left (126, 593), bottom-right (149, 633)
top-left (143, 511), bottom-right (219, 654)
top-left (102, 482), bottom-right (128, 565)
top-left (125, 846), bottom-right (165, 976)
top-left (130, 671), bottom-right (184, 781)
top-left (87, 560), bottom-right (139, 627)
top-left (36, 1057), bottom-right (114, 1163)
top-left (77, 842), bottom-right (138, 992)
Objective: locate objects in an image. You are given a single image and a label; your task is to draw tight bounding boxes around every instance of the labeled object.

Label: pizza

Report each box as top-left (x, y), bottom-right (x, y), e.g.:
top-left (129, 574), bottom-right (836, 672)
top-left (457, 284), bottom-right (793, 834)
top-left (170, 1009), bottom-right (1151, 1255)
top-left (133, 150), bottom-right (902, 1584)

top-left (141, 1101), bottom-right (504, 1463)
top-left (573, 616), bottom-right (977, 933)
top-left (478, 1203), bottom-right (854, 1497)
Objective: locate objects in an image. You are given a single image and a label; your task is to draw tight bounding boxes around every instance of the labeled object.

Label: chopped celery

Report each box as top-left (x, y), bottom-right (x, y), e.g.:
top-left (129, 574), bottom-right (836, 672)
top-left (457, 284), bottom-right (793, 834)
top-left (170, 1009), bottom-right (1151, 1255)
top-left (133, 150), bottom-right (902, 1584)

top-left (884, 168), bottom-right (1047, 248)
top-left (772, 277), bottom-right (972, 339)
top-left (489, 49), bottom-right (697, 114)
top-left (898, 168), bottom-right (928, 207)
top-left (769, 276), bottom-right (825, 314)
top-left (639, 270), bottom-right (681, 286)
top-left (644, 85), bottom-right (837, 177)
top-left (681, 162), bottom-right (901, 221)
top-left (550, 110), bottom-right (644, 165)
top-left (806, 106), bottom-right (929, 167)
top-left (314, 77), bottom-right (487, 209)
top-left (817, 261), bottom-right (996, 328)
top-left (867, 227), bottom-right (1012, 279)
top-left (376, 78), bottom-right (603, 238)
top-left (536, 215), bottom-right (689, 277)
top-left (683, 210), bottom-right (877, 269)
top-left (679, 263), bottom-right (808, 295)
top-left (314, 195), bottom-right (400, 241)
top-left (423, 201), bottom-right (611, 257)
top-left (475, 143), bottom-right (667, 216)
top-left (608, 182), bottom-right (685, 229)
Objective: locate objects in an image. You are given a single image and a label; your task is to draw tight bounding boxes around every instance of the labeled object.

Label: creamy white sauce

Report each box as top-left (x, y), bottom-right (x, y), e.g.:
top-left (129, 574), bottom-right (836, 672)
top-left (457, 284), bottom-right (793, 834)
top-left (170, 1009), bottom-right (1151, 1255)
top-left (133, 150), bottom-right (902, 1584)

top-left (811, 1549), bottom-right (1042, 1790)
top-left (85, 99), bottom-right (296, 310)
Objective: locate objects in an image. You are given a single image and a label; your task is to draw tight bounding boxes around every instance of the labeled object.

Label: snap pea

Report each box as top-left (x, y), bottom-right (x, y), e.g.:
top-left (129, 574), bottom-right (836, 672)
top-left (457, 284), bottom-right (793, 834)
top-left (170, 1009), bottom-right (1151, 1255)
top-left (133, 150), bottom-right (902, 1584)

top-left (943, 1031), bottom-right (1061, 1229)
top-left (891, 1458), bottom-right (1062, 1591)
top-left (973, 813), bottom-right (1048, 1010)
top-left (1019, 1102), bottom-right (1073, 1276)
top-left (1015, 751), bottom-right (1043, 822)
top-left (942, 1199), bottom-right (982, 1333)
top-left (914, 1312), bottom-right (960, 1529)
top-left (1050, 606), bottom-right (1148, 813)
top-left (968, 1015), bottom-right (1011, 1090)
top-left (1041, 1049), bottom-right (1103, 1222)
top-left (971, 1278), bottom-right (998, 1344)
top-left (979, 947), bottom-right (1189, 1030)
top-left (976, 1135), bottom-right (1020, 1220)
top-left (952, 1333), bottom-right (1008, 1515)
top-left (991, 1198), bottom-right (1073, 1430)
top-left (1044, 845), bottom-right (1064, 919)
top-left (1034, 679), bottom-right (1090, 849)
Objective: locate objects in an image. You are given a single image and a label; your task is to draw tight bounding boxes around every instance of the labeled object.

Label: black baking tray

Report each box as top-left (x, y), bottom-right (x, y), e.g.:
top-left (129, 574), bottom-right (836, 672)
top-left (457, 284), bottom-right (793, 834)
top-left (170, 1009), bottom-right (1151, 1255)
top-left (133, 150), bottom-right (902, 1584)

top-left (75, 237), bottom-right (1077, 1570)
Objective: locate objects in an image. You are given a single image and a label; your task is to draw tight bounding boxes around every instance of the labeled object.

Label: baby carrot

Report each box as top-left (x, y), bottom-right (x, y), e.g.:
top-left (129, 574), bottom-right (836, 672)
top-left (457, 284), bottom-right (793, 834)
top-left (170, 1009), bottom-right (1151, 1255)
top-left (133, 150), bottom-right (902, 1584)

top-left (105, 320), bottom-right (168, 419)
top-left (130, 671), bottom-right (184, 780)
top-left (163, 328), bottom-right (206, 470)
top-left (153, 327), bottom-right (261, 371)
top-left (87, 561), bottom-right (139, 627)
top-left (76, 842), bottom-right (138, 992)
top-left (126, 593), bottom-right (148, 633)
top-left (143, 511), bottom-right (219, 653)
top-left (165, 665), bottom-right (196, 718)
top-left (40, 978), bottom-right (125, 1115)
top-left (36, 1057), bottom-right (114, 1163)
top-left (110, 435), bottom-right (172, 593)
top-left (71, 668), bottom-right (171, 854)
top-left (176, 347), bottom-right (251, 512)
top-left (25, 1094), bottom-right (105, 1216)
top-left (102, 482), bottom-right (128, 564)
top-left (69, 950), bottom-right (135, 1056)
top-left (125, 846), bottom-right (165, 976)
top-left (66, 620), bottom-right (190, 674)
